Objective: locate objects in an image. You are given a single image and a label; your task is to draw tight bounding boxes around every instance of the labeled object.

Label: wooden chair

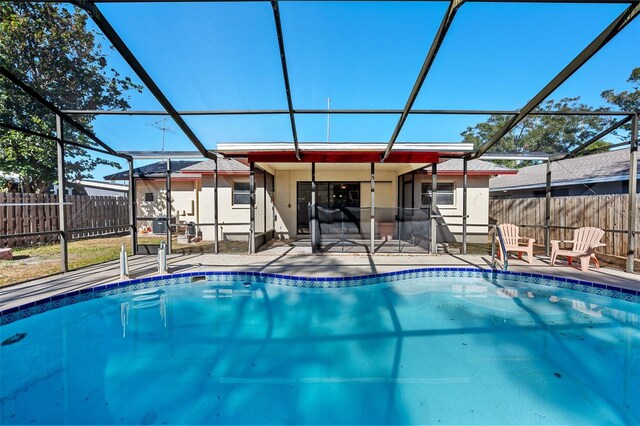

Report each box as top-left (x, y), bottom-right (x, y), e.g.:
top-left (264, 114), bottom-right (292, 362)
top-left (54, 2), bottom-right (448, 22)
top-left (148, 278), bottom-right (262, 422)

top-left (550, 227), bottom-right (605, 272)
top-left (496, 223), bottom-right (535, 264)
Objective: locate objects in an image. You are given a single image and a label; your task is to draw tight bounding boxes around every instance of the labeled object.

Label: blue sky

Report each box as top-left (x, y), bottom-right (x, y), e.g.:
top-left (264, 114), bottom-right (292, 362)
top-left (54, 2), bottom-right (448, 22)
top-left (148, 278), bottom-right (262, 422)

top-left (80, 1), bottom-right (639, 179)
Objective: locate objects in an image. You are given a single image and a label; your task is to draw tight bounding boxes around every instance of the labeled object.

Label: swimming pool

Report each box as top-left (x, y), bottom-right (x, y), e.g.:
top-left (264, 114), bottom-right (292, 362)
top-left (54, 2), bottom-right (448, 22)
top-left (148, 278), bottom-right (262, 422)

top-left (1, 269), bottom-right (639, 424)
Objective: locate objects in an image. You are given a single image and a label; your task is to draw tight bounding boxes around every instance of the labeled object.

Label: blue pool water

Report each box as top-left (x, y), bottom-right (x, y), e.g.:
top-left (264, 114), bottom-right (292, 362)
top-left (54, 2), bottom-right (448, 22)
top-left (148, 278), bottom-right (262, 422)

top-left (1, 272), bottom-right (639, 424)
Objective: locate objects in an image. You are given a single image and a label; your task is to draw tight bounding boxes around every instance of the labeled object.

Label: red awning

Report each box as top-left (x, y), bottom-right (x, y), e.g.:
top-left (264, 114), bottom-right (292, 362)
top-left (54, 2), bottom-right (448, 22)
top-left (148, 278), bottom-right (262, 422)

top-left (247, 151), bottom-right (440, 163)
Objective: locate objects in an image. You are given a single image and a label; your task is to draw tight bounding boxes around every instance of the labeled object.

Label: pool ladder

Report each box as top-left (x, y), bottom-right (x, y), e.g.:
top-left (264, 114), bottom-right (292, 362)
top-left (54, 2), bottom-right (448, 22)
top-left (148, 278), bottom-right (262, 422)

top-left (120, 289), bottom-right (168, 338)
top-left (158, 241), bottom-right (167, 274)
top-left (490, 225), bottom-right (508, 271)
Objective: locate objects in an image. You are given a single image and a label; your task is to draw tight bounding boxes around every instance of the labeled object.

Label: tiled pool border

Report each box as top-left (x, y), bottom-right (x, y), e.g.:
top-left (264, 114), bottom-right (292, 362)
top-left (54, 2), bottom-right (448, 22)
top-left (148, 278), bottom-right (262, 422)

top-left (1, 267), bottom-right (638, 325)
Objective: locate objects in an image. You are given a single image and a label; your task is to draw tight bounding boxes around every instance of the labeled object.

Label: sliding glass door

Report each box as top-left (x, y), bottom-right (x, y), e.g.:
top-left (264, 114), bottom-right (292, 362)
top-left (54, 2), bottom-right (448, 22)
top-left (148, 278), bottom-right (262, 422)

top-left (297, 182), bottom-right (360, 234)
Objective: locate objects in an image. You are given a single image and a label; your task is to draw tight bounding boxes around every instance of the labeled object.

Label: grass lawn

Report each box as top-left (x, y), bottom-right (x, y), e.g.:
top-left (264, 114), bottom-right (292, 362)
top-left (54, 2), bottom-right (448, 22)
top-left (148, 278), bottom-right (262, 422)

top-left (0, 235), bottom-right (132, 287)
top-left (0, 235), bottom-right (249, 287)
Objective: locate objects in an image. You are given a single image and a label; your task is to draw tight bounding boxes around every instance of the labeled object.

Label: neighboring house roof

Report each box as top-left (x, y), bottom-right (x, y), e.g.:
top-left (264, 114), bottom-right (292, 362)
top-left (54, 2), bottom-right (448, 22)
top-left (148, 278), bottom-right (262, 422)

top-left (104, 158), bottom-right (250, 181)
top-left (489, 149), bottom-right (635, 192)
top-left (104, 160), bottom-right (201, 181)
top-left (180, 158), bottom-right (249, 175)
top-left (76, 180), bottom-right (129, 193)
top-left (422, 159), bottom-right (517, 176)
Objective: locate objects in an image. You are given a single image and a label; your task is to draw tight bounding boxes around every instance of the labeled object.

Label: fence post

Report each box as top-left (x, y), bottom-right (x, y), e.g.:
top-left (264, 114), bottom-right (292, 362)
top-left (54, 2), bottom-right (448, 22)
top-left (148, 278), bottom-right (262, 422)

top-left (56, 115), bottom-right (68, 272)
top-left (545, 159), bottom-right (551, 257)
top-left (627, 114), bottom-right (638, 273)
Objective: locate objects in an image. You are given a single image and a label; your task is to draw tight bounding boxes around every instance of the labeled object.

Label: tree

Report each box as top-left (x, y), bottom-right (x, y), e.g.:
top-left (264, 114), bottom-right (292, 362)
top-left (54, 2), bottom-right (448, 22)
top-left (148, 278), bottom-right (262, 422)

top-left (601, 67), bottom-right (640, 140)
top-left (460, 98), bottom-right (609, 168)
top-left (0, 3), bottom-right (141, 193)
top-left (601, 67), bottom-right (640, 112)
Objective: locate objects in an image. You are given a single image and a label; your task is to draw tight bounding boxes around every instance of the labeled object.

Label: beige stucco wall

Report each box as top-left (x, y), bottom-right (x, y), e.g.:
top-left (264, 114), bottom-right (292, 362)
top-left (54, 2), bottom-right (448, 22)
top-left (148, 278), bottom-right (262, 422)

top-left (134, 168), bottom-right (490, 244)
top-left (198, 175), bottom-right (248, 241)
top-left (136, 179), bottom-right (198, 231)
top-left (273, 168), bottom-right (397, 239)
top-left (411, 174), bottom-right (489, 243)
top-left (197, 173), bottom-right (275, 241)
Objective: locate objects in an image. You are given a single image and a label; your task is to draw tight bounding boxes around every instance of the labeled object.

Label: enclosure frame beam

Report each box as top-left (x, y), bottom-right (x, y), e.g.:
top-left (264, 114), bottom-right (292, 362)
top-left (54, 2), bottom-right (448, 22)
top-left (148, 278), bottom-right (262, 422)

top-left (165, 159), bottom-right (172, 255)
top-left (37, 0), bottom-right (640, 4)
top-left (249, 162), bottom-right (256, 254)
top-left (371, 162), bottom-right (376, 254)
top-left (263, 169), bottom-right (268, 236)
top-left (545, 159), bottom-right (552, 257)
top-left (462, 158), bottom-right (468, 255)
top-left (60, 108), bottom-right (636, 117)
top-left (627, 114), bottom-right (638, 273)
top-left (0, 122), bottom-right (130, 159)
top-left (311, 162), bottom-right (317, 252)
top-left (128, 158), bottom-right (138, 255)
top-left (214, 157), bottom-right (219, 254)
top-left (472, 2), bottom-right (640, 160)
top-left (72, 0), bottom-right (213, 159)
top-left (431, 163), bottom-right (438, 254)
top-left (411, 171), bottom-right (416, 208)
top-left (551, 115), bottom-right (633, 161)
top-left (0, 66), bottom-right (128, 160)
top-left (56, 115), bottom-right (68, 273)
top-left (270, 0), bottom-right (300, 160)
top-left (383, 0), bottom-right (464, 160)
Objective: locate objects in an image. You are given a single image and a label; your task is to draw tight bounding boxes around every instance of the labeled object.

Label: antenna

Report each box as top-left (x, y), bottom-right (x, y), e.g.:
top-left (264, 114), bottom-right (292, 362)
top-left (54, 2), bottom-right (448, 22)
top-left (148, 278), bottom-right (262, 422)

top-left (148, 117), bottom-right (177, 151)
top-left (327, 97), bottom-right (331, 143)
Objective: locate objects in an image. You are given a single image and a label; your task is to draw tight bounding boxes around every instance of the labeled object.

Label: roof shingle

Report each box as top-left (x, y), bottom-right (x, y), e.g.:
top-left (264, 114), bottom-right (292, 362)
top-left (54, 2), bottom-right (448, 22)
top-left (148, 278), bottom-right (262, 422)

top-left (104, 160), bottom-right (200, 181)
top-left (489, 149), bottom-right (634, 190)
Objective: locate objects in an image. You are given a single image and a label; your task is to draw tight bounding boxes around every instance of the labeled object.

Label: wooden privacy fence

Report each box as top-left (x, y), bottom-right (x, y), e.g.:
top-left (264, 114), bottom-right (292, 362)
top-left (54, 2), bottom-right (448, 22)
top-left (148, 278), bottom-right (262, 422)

top-left (0, 193), bottom-right (130, 248)
top-left (490, 194), bottom-right (640, 259)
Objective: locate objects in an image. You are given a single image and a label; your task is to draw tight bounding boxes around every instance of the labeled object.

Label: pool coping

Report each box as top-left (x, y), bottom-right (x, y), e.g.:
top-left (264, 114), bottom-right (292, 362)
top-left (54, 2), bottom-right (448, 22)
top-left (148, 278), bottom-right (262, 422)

top-left (1, 267), bottom-right (638, 326)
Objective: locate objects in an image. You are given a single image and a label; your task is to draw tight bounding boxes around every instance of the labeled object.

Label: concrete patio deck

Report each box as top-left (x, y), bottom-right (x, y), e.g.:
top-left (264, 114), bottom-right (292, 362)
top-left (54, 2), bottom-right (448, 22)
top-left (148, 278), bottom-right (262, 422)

top-left (1, 251), bottom-right (639, 311)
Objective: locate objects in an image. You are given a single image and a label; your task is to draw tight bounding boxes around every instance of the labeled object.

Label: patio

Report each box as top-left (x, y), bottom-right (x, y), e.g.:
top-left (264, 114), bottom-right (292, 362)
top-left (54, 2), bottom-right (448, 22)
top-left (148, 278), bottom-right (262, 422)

top-left (1, 251), bottom-right (639, 311)
top-left (259, 237), bottom-right (434, 255)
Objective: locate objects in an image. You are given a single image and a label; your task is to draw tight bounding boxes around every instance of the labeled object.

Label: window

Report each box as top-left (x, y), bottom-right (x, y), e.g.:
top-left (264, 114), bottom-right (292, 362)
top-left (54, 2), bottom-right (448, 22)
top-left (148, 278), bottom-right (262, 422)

top-left (144, 192), bottom-right (154, 202)
top-left (421, 182), bottom-right (455, 206)
top-left (233, 181), bottom-right (250, 205)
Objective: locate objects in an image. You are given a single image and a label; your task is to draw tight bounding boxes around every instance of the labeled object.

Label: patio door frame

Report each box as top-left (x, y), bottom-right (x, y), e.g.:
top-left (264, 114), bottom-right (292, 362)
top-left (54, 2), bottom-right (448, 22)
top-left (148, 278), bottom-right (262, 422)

top-left (296, 181), bottom-right (361, 235)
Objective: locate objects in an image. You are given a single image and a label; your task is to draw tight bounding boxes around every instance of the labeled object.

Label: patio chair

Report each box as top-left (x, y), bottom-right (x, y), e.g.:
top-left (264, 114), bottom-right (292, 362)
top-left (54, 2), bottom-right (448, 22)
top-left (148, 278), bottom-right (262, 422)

top-left (496, 223), bottom-right (535, 264)
top-left (550, 227), bottom-right (605, 272)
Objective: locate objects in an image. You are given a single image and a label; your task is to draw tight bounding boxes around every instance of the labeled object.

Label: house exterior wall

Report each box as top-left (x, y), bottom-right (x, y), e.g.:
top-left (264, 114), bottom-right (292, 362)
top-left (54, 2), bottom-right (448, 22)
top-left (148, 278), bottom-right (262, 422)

top-left (136, 180), bottom-right (166, 221)
top-left (412, 174), bottom-right (489, 244)
top-left (273, 168), bottom-right (398, 239)
top-left (136, 180), bottom-right (197, 219)
top-left (199, 175), bottom-right (249, 241)
top-left (133, 167), bottom-right (492, 245)
top-left (136, 179), bottom-right (198, 235)
top-left (171, 181), bottom-right (199, 223)
top-left (135, 174), bottom-right (274, 242)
